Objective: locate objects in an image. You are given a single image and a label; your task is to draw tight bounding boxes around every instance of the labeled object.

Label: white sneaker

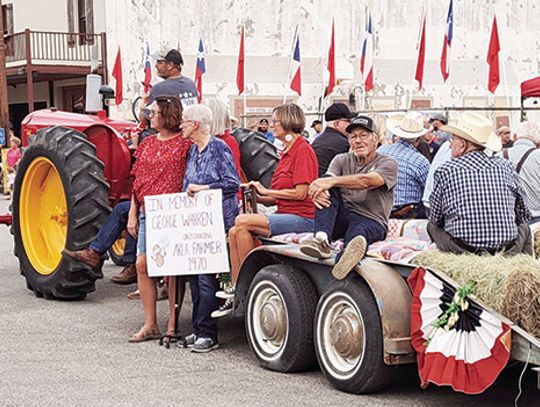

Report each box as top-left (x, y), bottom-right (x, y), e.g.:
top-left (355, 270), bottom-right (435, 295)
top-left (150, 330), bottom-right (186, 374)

top-left (332, 235), bottom-right (367, 280)
top-left (211, 298), bottom-right (234, 318)
top-left (215, 286), bottom-right (235, 299)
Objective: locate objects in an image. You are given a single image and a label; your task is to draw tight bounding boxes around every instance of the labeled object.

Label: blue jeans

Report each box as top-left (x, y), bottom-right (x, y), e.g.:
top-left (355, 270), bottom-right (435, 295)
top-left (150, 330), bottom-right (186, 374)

top-left (89, 200), bottom-right (136, 263)
top-left (314, 187), bottom-right (386, 258)
top-left (187, 274), bottom-right (219, 341)
top-left (267, 213), bottom-right (314, 236)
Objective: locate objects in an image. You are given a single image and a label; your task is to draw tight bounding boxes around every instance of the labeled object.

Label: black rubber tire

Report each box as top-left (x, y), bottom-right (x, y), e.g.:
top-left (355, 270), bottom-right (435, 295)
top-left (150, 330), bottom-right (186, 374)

top-left (314, 277), bottom-right (395, 394)
top-left (231, 128), bottom-right (278, 187)
top-left (12, 126), bottom-right (110, 300)
top-left (245, 264), bottom-right (318, 372)
top-left (131, 96), bottom-right (143, 122)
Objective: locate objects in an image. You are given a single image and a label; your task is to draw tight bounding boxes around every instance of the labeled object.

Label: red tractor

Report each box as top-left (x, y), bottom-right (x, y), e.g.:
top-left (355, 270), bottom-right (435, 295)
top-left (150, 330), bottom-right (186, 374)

top-left (11, 94), bottom-right (277, 300)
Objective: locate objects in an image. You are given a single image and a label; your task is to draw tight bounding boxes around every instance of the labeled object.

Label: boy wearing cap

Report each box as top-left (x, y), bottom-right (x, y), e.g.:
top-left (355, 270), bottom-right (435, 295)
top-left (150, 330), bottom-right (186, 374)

top-left (300, 115), bottom-right (398, 280)
top-left (311, 103), bottom-right (355, 176)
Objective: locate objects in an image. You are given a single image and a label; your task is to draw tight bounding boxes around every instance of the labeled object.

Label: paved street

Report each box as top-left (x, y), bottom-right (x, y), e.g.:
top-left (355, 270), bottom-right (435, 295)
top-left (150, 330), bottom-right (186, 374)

top-left (0, 199), bottom-right (537, 407)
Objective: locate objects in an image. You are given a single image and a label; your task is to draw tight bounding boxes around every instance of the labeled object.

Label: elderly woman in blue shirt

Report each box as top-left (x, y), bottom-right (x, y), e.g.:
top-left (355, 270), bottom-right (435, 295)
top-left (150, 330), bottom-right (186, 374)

top-left (179, 104), bottom-right (240, 353)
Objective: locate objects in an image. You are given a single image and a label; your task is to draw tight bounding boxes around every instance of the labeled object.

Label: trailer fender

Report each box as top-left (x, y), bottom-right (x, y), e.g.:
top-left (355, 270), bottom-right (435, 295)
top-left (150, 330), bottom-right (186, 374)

top-left (354, 258), bottom-right (415, 364)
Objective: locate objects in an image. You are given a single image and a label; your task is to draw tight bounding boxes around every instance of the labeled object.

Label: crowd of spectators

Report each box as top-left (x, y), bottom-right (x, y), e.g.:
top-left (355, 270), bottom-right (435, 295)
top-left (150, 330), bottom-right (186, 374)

top-left (62, 48), bottom-right (539, 353)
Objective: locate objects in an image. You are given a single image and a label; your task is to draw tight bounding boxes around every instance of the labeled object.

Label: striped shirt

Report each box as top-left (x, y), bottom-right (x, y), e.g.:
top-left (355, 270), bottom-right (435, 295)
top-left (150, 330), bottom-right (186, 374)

top-left (430, 150), bottom-right (531, 249)
top-left (378, 140), bottom-right (430, 208)
top-left (503, 139), bottom-right (540, 218)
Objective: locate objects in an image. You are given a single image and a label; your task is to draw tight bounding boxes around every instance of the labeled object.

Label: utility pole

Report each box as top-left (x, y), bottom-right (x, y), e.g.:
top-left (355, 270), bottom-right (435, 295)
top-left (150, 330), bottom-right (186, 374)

top-left (0, 0), bottom-right (10, 147)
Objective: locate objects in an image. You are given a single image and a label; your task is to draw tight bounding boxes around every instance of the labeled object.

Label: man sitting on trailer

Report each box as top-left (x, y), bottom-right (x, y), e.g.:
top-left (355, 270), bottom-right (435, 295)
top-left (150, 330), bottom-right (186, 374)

top-left (300, 115), bottom-right (398, 280)
top-left (427, 112), bottom-right (533, 256)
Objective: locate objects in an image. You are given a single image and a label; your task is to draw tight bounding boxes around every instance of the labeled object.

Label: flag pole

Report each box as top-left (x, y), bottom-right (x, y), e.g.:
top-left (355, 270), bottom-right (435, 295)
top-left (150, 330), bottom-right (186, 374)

top-left (284, 25), bottom-right (298, 104)
top-left (409, 8), bottom-right (425, 109)
top-left (497, 13), bottom-right (512, 126)
top-left (242, 25), bottom-right (247, 127)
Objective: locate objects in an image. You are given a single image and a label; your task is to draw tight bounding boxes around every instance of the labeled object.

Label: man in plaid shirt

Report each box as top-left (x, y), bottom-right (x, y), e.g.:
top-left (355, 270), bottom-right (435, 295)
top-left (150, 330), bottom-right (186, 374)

top-left (378, 112), bottom-right (431, 219)
top-left (428, 112), bottom-right (533, 255)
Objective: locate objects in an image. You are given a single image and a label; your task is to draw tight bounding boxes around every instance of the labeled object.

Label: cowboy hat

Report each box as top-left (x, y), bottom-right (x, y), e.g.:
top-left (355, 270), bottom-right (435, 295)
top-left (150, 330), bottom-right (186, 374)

top-left (440, 112), bottom-right (502, 152)
top-left (387, 112), bottom-right (431, 139)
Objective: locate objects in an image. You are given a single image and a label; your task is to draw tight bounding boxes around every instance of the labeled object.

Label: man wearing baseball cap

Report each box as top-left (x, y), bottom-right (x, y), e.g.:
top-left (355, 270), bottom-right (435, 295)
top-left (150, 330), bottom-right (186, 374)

top-left (147, 48), bottom-right (198, 107)
top-left (300, 115), bottom-right (398, 280)
top-left (311, 103), bottom-right (355, 176)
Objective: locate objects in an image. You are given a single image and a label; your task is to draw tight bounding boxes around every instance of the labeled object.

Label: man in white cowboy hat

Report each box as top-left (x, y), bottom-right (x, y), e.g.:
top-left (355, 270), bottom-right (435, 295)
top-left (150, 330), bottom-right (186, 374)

top-left (428, 111), bottom-right (533, 255)
top-left (300, 115), bottom-right (398, 280)
top-left (377, 111), bottom-right (431, 219)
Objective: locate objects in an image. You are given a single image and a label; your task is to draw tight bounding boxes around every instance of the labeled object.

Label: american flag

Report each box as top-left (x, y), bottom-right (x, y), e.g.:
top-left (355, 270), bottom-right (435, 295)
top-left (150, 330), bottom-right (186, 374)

top-left (360, 13), bottom-right (374, 92)
top-left (289, 28), bottom-right (301, 95)
top-left (195, 38), bottom-right (206, 102)
top-left (440, 0), bottom-right (453, 82)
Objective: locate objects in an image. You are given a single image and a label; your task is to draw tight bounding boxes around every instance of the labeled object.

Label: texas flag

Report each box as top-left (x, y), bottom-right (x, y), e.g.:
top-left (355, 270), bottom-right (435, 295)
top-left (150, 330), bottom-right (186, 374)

top-left (326, 19), bottom-right (336, 96)
top-left (143, 42), bottom-right (151, 93)
top-left (440, 0), bottom-right (453, 82)
top-left (289, 29), bottom-right (301, 95)
top-left (487, 15), bottom-right (500, 94)
top-left (195, 38), bottom-right (206, 102)
top-left (360, 13), bottom-right (374, 92)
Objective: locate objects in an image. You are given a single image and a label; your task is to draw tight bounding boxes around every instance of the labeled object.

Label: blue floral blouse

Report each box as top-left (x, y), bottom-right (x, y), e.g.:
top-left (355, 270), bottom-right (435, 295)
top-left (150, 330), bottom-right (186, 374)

top-left (183, 137), bottom-right (240, 231)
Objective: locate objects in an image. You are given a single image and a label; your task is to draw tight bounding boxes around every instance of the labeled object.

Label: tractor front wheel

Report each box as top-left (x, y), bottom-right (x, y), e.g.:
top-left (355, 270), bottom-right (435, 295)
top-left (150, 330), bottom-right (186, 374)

top-left (12, 126), bottom-right (110, 300)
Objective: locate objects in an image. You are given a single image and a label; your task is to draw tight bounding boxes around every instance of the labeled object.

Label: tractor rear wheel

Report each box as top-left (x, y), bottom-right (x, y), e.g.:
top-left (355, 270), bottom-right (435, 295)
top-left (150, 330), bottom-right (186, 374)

top-left (231, 128), bottom-right (278, 188)
top-left (12, 126), bottom-right (110, 300)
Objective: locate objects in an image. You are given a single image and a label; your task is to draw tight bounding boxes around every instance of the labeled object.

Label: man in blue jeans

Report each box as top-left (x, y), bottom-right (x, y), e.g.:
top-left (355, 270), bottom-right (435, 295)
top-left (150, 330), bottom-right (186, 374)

top-left (63, 201), bottom-right (137, 284)
top-left (300, 115), bottom-right (398, 280)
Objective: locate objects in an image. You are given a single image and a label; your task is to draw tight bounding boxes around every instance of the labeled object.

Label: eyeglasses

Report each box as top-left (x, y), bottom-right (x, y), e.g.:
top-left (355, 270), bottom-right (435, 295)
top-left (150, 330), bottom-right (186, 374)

top-left (349, 132), bottom-right (373, 141)
top-left (149, 110), bottom-right (161, 117)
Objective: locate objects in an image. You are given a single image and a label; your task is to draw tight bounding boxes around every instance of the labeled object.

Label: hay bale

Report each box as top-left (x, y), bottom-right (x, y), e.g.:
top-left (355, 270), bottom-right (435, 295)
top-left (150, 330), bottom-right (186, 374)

top-left (412, 252), bottom-right (540, 338)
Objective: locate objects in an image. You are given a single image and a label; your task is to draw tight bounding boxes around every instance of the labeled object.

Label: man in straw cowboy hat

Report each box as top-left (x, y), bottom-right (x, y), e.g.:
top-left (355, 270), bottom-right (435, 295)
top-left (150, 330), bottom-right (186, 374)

top-left (300, 115), bottom-right (398, 280)
top-left (428, 111), bottom-right (533, 256)
top-left (378, 111), bottom-right (431, 219)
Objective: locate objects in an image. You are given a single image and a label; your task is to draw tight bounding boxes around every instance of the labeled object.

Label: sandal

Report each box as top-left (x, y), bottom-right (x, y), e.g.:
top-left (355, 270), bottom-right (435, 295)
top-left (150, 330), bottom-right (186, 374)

top-left (128, 328), bottom-right (161, 343)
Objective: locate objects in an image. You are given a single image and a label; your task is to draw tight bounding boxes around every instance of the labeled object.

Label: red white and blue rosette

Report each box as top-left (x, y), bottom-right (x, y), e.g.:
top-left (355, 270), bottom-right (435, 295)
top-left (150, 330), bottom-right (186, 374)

top-left (408, 267), bottom-right (512, 395)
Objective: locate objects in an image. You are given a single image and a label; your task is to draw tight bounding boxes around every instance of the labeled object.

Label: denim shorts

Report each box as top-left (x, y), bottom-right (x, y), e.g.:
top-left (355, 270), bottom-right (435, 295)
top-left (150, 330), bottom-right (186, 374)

top-left (136, 212), bottom-right (146, 256)
top-left (267, 213), bottom-right (314, 236)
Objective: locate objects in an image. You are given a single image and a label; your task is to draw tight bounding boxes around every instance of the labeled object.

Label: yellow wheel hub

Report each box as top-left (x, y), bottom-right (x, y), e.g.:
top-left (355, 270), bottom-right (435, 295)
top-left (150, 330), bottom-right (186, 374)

top-left (111, 237), bottom-right (126, 257)
top-left (20, 157), bottom-right (67, 275)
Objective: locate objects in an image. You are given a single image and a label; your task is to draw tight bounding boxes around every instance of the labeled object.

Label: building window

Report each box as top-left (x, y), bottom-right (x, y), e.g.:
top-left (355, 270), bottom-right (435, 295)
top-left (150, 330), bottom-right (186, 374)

top-left (67, 0), bottom-right (94, 45)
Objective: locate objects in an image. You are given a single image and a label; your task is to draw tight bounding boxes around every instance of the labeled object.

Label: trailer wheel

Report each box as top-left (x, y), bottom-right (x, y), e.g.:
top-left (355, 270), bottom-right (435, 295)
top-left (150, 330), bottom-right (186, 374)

top-left (315, 278), bottom-right (394, 394)
top-left (231, 128), bottom-right (278, 188)
top-left (108, 237), bottom-right (126, 266)
top-left (246, 264), bottom-right (317, 372)
top-left (12, 126), bottom-right (110, 300)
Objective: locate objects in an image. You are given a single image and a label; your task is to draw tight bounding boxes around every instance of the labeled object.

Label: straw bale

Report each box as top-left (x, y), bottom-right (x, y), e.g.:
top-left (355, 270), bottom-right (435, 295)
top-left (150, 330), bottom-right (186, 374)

top-left (412, 252), bottom-right (540, 338)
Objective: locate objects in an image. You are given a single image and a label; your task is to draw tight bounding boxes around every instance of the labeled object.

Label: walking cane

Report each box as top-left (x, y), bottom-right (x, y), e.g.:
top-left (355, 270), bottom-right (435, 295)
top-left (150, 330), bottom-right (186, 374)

top-left (159, 276), bottom-right (186, 349)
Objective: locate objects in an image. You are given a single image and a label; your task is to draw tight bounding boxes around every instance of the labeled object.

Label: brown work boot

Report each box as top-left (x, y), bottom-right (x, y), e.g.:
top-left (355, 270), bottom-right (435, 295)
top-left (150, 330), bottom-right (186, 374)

top-left (62, 248), bottom-right (101, 269)
top-left (110, 264), bottom-right (137, 285)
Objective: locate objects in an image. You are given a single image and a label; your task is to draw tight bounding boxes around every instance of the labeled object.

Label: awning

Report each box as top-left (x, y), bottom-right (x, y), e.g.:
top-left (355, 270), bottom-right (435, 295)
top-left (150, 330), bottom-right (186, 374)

top-left (521, 76), bottom-right (540, 98)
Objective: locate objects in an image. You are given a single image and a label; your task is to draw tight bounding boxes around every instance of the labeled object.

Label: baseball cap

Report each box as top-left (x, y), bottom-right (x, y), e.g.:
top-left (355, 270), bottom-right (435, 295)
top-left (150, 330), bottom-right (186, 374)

top-left (324, 103), bottom-right (354, 121)
top-left (429, 112), bottom-right (448, 125)
top-left (311, 120), bottom-right (323, 128)
top-left (259, 118), bottom-right (269, 124)
top-left (346, 115), bottom-right (377, 134)
top-left (153, 48), bottom-right (184, 66)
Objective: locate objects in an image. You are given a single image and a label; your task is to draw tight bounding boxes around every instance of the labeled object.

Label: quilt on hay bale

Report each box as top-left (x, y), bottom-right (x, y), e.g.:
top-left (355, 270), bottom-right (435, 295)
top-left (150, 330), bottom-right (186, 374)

top-left (412, 252), bottom-right (540, 339)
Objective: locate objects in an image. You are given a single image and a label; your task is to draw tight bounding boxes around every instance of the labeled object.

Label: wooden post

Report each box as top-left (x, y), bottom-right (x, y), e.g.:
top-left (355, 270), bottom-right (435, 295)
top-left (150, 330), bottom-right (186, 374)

top-left (24, 29), bottom-right (34, 113)
top-left (0, 0), bottom-right (11, 146)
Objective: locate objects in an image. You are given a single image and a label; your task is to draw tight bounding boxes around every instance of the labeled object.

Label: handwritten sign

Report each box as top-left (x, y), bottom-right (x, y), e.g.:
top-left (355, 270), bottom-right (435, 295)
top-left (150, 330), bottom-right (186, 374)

top-left (144, 190), bottom-right (230, 277)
